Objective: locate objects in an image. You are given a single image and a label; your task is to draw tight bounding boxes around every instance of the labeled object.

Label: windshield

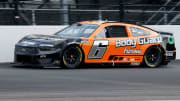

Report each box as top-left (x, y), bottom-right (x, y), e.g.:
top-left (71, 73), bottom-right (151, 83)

top-left (55, 23), bottom-right (98, 37)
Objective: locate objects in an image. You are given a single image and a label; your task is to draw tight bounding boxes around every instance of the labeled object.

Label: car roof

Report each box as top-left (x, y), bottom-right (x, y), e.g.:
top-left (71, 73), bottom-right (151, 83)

top-left (78, 20), bottom-right (128, 25)
top-left (78, 20), bottom-right (156, 32)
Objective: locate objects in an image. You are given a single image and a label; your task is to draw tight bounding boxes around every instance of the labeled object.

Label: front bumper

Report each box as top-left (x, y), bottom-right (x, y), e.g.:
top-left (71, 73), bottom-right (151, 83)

top-left (14, 53), bottom-right (61, 67)
top-left (14, 45), bottom-right (63, 67)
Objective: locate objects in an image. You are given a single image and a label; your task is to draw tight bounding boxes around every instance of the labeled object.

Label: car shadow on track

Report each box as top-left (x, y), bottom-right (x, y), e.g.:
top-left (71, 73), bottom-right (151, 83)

top-left (10, 63), bottom-right (169, 70)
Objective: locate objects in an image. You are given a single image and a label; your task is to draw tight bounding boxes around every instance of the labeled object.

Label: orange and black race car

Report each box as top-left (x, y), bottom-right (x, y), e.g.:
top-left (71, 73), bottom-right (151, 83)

top-left (14, 21), bottom-right (176, 68)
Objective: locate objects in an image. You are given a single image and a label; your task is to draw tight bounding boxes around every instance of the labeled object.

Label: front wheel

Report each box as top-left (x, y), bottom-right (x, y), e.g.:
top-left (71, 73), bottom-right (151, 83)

top-left (144, 46), bottom-right (162, 68)
top-left (61, 46), bottom-right (83, 69)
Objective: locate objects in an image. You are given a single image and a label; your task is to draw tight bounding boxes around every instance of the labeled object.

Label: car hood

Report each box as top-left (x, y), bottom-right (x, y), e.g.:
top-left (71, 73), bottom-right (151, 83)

top-left (25, 34), bottom-right (66, 43)
top-left (16, 34), bottom-right (81, 47)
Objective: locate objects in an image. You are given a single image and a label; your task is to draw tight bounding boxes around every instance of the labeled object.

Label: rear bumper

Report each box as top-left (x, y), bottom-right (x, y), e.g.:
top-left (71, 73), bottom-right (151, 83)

top-left (164, 51), bottom-right (176, 62)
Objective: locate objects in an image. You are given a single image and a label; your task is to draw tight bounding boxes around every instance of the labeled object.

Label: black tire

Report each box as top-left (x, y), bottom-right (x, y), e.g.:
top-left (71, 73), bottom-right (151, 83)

top-left (144, 46), bottom-right (162, 68)
top-left (61, 46), bottom-right (83, 69)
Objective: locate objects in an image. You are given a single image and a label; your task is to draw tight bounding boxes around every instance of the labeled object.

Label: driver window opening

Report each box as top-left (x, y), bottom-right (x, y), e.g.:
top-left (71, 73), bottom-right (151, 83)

top-left (95, 26), bottom-right (128, 38)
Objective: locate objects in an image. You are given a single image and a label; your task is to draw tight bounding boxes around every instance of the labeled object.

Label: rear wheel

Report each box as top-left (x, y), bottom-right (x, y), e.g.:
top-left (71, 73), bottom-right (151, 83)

top-left (62, 46), bottom-right (83, 69)
top-left (144, 46), bottom-right (162, 68)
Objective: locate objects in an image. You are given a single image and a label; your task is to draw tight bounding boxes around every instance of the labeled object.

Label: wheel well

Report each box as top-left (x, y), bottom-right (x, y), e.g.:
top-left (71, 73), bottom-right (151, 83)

top-left (159, 45), bottom-right (166, 54)
top-left (64, 44), bottom-right (85, 61)
top-left (144, 45), bottom-right (165, 62)
top-left (143, 45), bottom-right (164, 67)
top-left (145, 45), bottom-right (165, 54)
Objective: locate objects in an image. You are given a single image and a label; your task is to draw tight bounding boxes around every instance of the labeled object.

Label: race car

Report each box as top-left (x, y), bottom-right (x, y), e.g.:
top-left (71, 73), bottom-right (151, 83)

top-left (14, 21), bottom-right (176, 68)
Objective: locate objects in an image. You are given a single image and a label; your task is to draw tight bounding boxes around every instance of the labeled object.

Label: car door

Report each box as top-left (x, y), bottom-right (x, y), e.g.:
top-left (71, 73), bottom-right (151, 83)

top-left (103, 25), bottom-right (137, 63)
top-left (85, 24), bottom-right (137, 63)
top-left (86, 27), bottom-right (109, 62)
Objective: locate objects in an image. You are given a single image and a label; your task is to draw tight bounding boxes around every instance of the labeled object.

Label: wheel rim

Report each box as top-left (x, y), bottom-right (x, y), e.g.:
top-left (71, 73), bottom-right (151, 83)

top-left (63, 47), bottom-right (81, 65)
top-left (146, 48), bottom-right (161, 64)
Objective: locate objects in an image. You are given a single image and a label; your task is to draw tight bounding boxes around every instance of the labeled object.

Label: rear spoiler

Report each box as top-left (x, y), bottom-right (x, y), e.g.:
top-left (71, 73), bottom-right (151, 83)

top-left (141, 25), bottom-right (173, 36)
top-left (157, 31), bottom-right (173, 36)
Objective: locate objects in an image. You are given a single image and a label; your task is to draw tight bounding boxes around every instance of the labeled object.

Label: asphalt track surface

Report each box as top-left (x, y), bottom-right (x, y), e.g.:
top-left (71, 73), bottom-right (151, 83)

top-left (1, 62), bottom-right (180, 101)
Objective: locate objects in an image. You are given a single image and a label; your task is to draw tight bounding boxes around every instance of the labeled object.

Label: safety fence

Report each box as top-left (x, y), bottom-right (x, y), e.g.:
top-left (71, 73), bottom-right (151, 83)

top-left (0, 3), bottom-right (180, 25)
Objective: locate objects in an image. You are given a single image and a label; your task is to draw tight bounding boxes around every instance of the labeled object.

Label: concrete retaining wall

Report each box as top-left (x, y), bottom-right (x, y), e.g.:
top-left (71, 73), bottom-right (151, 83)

top-left (0, 26), bottom-right (66, 62)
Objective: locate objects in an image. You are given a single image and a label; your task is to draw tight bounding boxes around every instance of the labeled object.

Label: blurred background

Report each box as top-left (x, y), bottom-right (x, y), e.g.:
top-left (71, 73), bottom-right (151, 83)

top-left (0, 0), bottom-right (179, 25)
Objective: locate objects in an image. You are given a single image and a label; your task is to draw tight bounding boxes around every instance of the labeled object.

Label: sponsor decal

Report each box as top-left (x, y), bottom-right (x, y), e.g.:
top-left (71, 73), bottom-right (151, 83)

top-left (116, 37), bottom-right (162, 48)
top-left (40, 55), bottom-right (46, 58)
top-left (130, 62), bottom-right (140, 66)
top-left (21, 48), bottom-right (26, 52)
top-left (168, 37), bottom-right (174, 45)
top-left (166, 51), bottom-right (174, 56)
top-left (130, 58), bottom-right (135, 61)
top-left (116, 39), bottom-right (136, 48)
top-left (116, 37), bottom-right (162, 54)
top-left (138, 37), bottom-right (162, 45)
top-left (123, 58), bottom-right (127, 61)
top-left (124, 48), bottom-right (141, 54)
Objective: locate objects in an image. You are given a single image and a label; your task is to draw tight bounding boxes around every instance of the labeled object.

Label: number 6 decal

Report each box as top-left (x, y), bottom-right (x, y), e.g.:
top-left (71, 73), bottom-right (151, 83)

top-left (88, 40), bottom-right (109, 59)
